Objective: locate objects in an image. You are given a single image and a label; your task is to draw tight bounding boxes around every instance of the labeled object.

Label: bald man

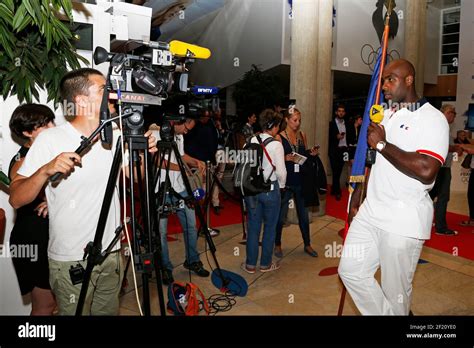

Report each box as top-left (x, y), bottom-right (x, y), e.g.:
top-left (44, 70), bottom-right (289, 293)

top-left (338, 59), bottom-right (449, 315)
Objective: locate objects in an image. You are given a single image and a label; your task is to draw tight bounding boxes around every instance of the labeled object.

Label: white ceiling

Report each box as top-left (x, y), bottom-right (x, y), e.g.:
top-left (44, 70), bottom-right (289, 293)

top-left (140, 0), bottom-right (227, 40)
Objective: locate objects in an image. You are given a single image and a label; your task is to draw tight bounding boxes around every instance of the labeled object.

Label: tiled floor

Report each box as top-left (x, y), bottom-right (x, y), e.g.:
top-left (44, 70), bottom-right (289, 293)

top-left (119, 203), bottom-right (474, 316)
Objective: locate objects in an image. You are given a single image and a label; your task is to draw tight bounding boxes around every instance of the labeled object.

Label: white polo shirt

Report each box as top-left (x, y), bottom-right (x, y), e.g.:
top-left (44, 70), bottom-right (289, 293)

top-left (356, 100), bottom-right (449, 240)
top-left (18, 122), bottom-right (122, 261)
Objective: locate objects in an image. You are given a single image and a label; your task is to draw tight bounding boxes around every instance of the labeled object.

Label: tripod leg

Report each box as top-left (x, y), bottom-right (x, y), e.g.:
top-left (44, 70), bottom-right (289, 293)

top-left (140, 146), bottom-right (166, 315)
top-left (205, 161), bottom-right (220, 236)
top-left (76, 139), bottom-right (123, 316)
top-left (240, 197), bottom-right (247, 241)
top-left (172, 143), bottom-right (229, 288)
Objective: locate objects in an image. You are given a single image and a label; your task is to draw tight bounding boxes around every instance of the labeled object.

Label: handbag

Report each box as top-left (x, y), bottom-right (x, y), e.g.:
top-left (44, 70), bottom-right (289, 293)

top-left (182, 161), bottom-right (205, 196)
top-left (461, 154), bottom-right (472, 169)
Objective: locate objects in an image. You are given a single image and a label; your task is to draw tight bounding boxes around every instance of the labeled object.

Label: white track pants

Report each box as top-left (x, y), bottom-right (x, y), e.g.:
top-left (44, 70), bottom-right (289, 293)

top-left (338, 215), bottom-right (424, 315)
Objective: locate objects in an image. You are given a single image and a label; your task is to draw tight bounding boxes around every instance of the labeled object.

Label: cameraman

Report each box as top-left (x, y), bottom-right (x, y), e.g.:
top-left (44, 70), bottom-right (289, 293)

top-left (151, 118), bottom-right (210, 285)
top-left (9, 68), bottom-right (157, 315)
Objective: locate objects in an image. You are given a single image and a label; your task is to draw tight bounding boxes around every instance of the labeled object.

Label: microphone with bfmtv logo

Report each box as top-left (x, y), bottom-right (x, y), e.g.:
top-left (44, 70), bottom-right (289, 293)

top-left (366, 104), bottom-right (385, 165)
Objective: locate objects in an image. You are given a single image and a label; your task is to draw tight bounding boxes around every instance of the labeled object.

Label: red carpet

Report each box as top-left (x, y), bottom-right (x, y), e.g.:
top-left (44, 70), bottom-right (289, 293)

top-left (167, 195), bottom-right (243, 235)
top-left (165, 188), bottom-right (474, 261)
top-left (325, 188), bottom-right (474, 261)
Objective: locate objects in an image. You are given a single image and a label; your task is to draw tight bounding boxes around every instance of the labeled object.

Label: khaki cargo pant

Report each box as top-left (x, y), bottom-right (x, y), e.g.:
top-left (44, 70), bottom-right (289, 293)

top-left (49, 251), bottom-right (123, 315)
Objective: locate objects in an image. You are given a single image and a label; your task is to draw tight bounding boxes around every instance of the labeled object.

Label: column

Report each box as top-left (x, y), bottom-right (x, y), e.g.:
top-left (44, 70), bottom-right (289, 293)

top-left (404, 0), bottom-right (427, 95)
top-left (289, 0), bottom-right (333, 175)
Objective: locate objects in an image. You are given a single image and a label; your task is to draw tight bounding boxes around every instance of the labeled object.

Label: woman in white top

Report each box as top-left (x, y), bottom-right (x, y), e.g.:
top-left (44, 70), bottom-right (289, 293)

top-left (241, 109), bottom-right (287, 274)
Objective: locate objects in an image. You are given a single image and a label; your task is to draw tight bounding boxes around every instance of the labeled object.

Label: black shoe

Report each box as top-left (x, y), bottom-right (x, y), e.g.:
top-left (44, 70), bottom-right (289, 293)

top-left (435, 229), bottom-right (458, 236)
top-left (161, 269), bottom-right (174, 286)
top-left (183, 261), bottom-right (210, 277)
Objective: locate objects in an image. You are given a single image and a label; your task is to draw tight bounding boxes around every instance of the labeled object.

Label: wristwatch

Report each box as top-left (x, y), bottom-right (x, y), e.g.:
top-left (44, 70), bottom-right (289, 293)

top-left (376, 140), bottom-right (387, 152)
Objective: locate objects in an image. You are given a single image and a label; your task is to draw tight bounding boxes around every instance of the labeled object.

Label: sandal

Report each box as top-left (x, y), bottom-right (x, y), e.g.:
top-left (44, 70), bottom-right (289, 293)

top-left (241, 263), bottom-right (256, 274)
top-left (260, 262), bottom-right (280, 273)
top-left (460, 220), bottom-right (474, 227)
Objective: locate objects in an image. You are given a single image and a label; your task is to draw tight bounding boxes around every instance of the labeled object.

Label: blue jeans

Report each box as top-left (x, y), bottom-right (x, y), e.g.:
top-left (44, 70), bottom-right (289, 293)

top-left (275, 185), bottom-right (311, 247)
top-left (158, 190), bottom-right (199, 270)
top-left (244, 183), bottom-right (281, 267)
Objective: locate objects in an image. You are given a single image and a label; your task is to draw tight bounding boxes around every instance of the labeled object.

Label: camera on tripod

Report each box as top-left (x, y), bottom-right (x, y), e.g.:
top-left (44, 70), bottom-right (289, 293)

top-left (93, 39), bottom-right (211, 144)
top-left (93, 43), bottom-right (188, 102)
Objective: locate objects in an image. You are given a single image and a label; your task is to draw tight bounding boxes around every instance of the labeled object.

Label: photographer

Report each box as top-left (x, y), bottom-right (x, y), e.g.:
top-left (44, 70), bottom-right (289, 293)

top-left (151, 118), bottom-right (210, 286)
top-left (9, 68), bottom-right (157, 315)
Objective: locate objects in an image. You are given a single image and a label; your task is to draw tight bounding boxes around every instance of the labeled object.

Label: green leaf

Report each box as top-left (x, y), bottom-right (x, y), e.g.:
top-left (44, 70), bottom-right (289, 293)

top-left (2, 79), bottom-right (12, 98)
top-left (44, 21), bottom-right (52, 51)
top-left (59, 0), bottom-right (73, 20)
top-left (12, 4), bottom-right (27, 30)
top-left (0, 32), bottom-right (14, 59)
top-left (2, 0), bottom-right (14, 12)
top-left (0, 3), bottom-right (14, 24)
top-left (15, 16), bottom-right (32, 33)
top-left (42, 0), bottom-right (51, 17)
top-left (22, 0), bottom-right (37, 24)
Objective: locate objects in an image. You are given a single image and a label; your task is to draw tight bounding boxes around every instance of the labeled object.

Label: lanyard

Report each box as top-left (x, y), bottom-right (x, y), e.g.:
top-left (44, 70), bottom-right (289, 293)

top-left (284, 130), bottom-right (302, 153)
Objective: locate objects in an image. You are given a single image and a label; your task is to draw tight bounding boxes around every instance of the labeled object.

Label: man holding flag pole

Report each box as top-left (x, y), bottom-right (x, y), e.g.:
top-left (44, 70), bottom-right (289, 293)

top-left (337, 0), bottom-right (449, 316)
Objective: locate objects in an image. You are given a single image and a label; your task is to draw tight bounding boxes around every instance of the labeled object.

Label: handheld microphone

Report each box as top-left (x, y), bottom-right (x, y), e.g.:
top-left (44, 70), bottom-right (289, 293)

top-left (193, 188), bottom-right (205, 201)
top-left (370, 104), bottom-right (384, 124)
top-left (366, 104), bottom-right (385, 165)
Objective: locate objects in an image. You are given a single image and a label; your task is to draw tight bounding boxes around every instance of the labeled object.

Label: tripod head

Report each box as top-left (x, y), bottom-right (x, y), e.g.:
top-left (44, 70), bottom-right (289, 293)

top-left (159, 114), bottom-right (188, 142)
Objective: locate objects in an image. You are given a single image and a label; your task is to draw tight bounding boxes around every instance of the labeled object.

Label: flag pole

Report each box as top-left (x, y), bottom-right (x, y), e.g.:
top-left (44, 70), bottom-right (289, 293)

top-left (337, 0), bottom-right (394, 316)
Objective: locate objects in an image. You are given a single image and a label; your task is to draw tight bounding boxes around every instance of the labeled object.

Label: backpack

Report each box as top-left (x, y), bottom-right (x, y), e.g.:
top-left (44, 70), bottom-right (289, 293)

top-left (166, 281), bottom-right (210, 316)
top-left (233, 135), bottom-right (276, 196)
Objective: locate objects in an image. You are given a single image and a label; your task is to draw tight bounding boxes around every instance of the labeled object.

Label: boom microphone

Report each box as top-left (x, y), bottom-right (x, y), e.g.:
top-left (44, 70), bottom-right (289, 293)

top-left (169, 40), bottom-right (211, 59)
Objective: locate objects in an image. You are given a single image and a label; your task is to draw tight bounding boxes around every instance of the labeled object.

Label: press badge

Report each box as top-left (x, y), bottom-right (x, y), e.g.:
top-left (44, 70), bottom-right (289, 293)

top-left (270, 184), bottom-right (274, 191)
top-left (294, 164), bottom-right (300, 172)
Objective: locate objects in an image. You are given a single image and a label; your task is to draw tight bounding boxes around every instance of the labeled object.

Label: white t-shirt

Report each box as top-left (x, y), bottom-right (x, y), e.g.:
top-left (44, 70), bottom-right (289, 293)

top-left (18, 122), bottom-right (121, 261)
top-left (249, 134), bottom-right (287, 189)
top-left (152, 131), bottom-right (186, 193)
top-left (335, 118), bottom-right (347, 147)
top-left (357, 101), bottom-right (449, 240)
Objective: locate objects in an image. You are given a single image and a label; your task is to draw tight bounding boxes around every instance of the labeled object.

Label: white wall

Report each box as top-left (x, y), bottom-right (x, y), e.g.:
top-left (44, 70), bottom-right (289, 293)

top-left (175, 0), bottom-right (286, 88)
top-left (332, 0), bottom-right (406, 74)
top-left (424, 5), bottom-right (441, 84)
top-left (452, 0), bottom-right (474, 134)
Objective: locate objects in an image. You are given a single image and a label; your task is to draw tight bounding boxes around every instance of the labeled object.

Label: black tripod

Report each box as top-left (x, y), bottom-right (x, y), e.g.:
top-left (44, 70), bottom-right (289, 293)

top-left (50, 112), bottom-right (167, 316)
top-left (153, 120), bottom-right (230, 291)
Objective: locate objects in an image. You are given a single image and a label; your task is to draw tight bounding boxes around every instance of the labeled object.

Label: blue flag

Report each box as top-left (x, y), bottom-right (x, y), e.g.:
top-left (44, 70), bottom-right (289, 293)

top-left (349, 49), bottom-right (385, 186)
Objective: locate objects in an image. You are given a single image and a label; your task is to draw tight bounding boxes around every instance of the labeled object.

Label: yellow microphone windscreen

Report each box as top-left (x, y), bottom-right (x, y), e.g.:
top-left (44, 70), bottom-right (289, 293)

top-left (169, 41), bottom-right (211, 60)
top-left (370, 104), bottom-right (384, 124)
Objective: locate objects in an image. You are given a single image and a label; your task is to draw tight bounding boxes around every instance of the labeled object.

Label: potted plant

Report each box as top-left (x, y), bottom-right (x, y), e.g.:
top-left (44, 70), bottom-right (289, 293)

top-left (232, 64), bottom-right (285, 116)
top-left (0, 0), bottom-right (87, 103)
